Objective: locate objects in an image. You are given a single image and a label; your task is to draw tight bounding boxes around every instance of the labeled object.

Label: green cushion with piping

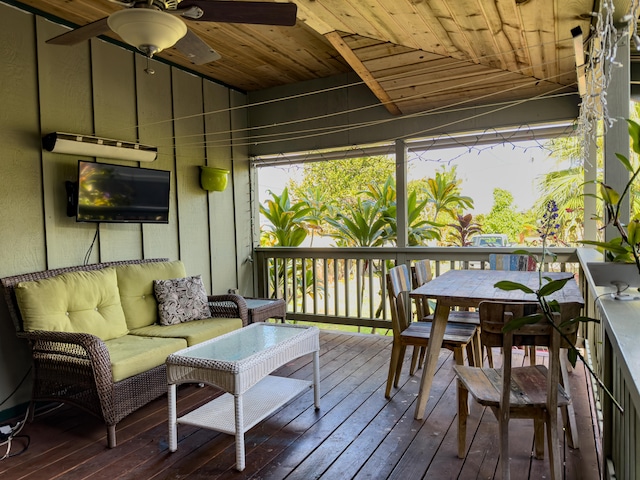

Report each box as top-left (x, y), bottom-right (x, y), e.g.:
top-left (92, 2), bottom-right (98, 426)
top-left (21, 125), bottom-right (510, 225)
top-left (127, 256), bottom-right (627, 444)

top-left (15, 268), bottom-right (128, 341)
top-left (115, 261), bottom-right (186, 330)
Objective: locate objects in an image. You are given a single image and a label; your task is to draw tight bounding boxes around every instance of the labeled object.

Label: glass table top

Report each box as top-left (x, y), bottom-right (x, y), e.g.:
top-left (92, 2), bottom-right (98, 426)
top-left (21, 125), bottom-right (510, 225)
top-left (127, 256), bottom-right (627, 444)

top-left (177, 323), bottom-right (311, 363)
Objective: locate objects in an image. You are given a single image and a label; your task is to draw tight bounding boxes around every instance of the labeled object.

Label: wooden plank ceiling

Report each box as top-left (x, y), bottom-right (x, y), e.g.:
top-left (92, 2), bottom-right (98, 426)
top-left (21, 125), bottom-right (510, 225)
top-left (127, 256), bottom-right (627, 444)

top-left (11, 0), bottom-right (595, 115)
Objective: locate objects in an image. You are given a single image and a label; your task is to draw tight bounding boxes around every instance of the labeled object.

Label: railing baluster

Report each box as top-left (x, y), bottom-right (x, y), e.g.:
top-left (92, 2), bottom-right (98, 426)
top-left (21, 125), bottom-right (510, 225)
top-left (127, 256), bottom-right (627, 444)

top-left (254, 247), bottom-right (578, 330)
top-left (344, 259), bottom-right (350, 318)
top-left (334, 258), bottom-right (339, 316)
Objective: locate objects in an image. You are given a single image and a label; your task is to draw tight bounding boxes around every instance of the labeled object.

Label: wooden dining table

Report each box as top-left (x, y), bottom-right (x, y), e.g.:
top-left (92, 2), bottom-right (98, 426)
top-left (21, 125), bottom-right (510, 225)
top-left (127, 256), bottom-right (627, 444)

top-left (408, 269), bottom-right (584, 421)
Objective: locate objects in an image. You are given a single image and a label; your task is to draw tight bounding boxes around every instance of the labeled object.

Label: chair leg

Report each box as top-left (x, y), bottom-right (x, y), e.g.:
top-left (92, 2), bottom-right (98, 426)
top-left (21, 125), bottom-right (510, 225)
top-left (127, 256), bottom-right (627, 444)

top-left (409, 346), bottom-right (420, 375)
top-left (386, 341), bottom-right (402, 398)
top-left (394, 345), bottom-right (407, 388)
top-left (457, 381), bottom-right (469, 458)
top-left (528, 346), bottom-right (536, 366)
top-left (499, 408), bottom-right (510, 480)
top-left (418, 345), bottom-right (426, 370)
top-left (107, 425), bottom-right (117, 448)
top-left (560, 350), bottom-right (579, 449)
top-left (486, 346), bottom-right (494, 368)
top-left (546, 411), bottom-right (562, 480)
top-left (473, 330), bottom-right (482, 366)
top-left (533, 418), bottom-right (545, 459)
top-left (453, 346), bottom-right (464, 365)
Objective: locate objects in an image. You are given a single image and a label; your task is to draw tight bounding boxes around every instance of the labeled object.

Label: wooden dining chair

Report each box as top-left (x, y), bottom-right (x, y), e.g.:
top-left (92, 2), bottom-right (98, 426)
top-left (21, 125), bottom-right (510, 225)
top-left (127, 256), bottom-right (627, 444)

top-left (412, 259), bottom-right (482, 371)
top-left (454, 301), bottom-right (574, 480)
top-left (385, 264), bottom-right (478, 398)
top-left (488, 253), bottom-right (538, 366)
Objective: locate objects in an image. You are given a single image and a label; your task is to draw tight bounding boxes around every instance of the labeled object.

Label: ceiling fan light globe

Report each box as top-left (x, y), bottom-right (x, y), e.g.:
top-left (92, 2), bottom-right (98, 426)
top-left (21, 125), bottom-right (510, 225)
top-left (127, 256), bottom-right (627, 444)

top-left (107, 9), bottom-right (187, 55)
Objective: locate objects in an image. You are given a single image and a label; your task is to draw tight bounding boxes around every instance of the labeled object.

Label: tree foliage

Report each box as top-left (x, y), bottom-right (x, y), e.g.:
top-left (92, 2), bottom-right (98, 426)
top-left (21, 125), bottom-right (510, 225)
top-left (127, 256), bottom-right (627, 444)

top-left (259, 188), bottom-right (310, 246)
top-left (289, 156), bottom-right (394, 202)
top-left (420, 166), bottom-right (474, 224)
top-left (483, 188), bottom-right (525, 242)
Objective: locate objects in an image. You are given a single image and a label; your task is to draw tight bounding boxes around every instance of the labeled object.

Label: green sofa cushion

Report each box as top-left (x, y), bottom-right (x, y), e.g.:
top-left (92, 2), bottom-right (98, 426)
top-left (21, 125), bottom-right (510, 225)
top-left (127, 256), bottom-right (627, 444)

top-left (130, 317), bottom-right (243, 346)
top-left (105, 334), bottom-right (187, 382)
top-left (116, 261), bottom-right (186, 330)
top-left (15, 268), bottom-right (129, 341)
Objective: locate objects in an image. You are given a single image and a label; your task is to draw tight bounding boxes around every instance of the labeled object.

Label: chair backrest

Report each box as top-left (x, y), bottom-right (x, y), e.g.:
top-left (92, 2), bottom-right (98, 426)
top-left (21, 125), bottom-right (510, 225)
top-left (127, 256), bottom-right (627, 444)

top-left (489, 254), bottom-right (537, 271)
top-left (479, 299), bottom-right (579, 350)
top-left (413, 259), bottom-right (433, 318)
top-left (386, 264), bottom-right (412, 334)
top-left (479, 301), bottom-right (549, 348)
top-left (413, 259), bottom-right (433, 286)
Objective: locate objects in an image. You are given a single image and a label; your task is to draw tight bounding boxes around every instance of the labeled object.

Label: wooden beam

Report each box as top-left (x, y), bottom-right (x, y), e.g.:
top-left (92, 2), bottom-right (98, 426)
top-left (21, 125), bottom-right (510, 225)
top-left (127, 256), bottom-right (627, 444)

top-left (324, 31), bottom-right (403, 116)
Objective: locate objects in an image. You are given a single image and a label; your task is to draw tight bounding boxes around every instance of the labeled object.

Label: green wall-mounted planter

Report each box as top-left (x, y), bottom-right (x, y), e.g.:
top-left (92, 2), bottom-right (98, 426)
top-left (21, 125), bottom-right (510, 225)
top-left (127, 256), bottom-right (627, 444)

top-left (200, 166), bottom-right (229, 192)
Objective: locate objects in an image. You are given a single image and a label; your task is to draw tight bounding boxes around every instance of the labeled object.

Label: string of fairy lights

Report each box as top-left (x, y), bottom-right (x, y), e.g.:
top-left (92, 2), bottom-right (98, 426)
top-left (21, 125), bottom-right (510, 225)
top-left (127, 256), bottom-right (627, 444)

top-left (105, 1), bottom-right (640, 165)
top-left (576, 0), bottom-right (640, 154)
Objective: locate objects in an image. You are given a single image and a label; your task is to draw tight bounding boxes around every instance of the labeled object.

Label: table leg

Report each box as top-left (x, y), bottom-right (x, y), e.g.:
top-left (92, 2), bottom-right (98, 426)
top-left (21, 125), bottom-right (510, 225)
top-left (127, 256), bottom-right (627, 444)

top-left (313, 350), bottom-right (321, 409)
top-left (168, 384), bottom-right (177, 452)
top-left (234, 393), bottom-right (245, 471)
top-left (560, 349), bottom-right (579, 449)
top-left (414, 301), bottom-right (449, 420)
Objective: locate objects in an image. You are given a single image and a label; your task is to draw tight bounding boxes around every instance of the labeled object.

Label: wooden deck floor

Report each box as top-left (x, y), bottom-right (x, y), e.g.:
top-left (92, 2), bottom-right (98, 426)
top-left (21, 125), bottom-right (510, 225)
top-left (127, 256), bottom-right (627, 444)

top-left (0, 330), bottom-right (601, 479)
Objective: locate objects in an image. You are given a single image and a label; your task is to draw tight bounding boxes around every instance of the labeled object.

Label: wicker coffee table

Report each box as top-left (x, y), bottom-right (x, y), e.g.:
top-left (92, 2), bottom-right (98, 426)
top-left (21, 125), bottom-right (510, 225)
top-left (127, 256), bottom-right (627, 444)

top-left (166, 323), bottom-right (320, 471)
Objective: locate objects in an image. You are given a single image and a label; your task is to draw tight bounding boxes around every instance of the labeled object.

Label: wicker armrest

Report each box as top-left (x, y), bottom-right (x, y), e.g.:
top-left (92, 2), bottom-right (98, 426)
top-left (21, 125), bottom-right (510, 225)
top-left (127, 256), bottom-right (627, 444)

top-left (208, 294), bottom-right (249, 327)
top-left (18, 330), bottom-right (113, 383)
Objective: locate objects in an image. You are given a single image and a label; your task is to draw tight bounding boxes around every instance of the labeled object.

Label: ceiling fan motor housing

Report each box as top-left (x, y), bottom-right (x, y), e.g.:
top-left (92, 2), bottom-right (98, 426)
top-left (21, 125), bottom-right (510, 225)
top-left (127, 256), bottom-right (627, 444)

top-left (107, 8), bottom-right (187, 56)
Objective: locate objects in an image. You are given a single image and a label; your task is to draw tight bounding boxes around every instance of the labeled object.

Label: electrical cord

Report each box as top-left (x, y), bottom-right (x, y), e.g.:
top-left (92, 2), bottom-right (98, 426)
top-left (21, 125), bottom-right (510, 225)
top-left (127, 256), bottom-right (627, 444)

top-left (0, 407), bottom-right (30, 461)
top-left (83, 226), bottom-right (99, 265)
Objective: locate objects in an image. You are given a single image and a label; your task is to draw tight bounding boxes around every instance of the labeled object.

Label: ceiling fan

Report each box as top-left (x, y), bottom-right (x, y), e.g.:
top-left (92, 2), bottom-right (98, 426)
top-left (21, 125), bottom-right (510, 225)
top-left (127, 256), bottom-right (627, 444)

top-left (46, 0), bottom-right (298, 65)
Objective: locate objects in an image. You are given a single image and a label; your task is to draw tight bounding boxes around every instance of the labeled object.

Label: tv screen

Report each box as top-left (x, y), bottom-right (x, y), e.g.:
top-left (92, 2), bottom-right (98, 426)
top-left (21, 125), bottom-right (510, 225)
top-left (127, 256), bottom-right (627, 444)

top-left (75, 160), bottom-right (170, 223)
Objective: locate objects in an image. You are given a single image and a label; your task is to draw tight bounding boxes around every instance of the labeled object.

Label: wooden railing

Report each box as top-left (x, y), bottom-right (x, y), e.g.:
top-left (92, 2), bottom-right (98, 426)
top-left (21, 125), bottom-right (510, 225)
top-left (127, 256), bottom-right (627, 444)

top-left (253, 246), bottom-right (579, 330)
top-left (578, 249), bottom-right (640, 480)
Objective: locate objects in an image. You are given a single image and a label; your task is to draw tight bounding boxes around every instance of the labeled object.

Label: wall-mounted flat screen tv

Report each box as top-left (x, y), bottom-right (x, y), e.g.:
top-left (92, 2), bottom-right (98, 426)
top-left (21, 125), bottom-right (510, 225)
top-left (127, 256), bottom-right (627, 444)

top-left (74, 160), bottom-right (170, 223)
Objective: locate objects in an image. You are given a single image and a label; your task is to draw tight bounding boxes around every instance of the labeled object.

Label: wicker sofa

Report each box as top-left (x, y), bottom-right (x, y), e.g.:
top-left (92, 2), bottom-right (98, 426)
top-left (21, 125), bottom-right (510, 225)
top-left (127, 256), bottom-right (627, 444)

top-left (0, 258), bottom-right (248, 447)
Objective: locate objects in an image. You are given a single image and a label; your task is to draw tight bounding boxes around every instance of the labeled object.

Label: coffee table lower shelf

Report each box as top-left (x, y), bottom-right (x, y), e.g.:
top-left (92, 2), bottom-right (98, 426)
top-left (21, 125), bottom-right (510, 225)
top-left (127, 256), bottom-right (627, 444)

top-left (169, 375), bottom-right (313, 470)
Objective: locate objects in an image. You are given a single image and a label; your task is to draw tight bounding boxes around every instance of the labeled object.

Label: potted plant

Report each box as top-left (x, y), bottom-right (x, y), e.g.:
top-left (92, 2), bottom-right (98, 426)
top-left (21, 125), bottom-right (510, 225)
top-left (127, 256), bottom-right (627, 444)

top-left (495, 199), bottom-right (623, 412)
top-left (580, 119), bottom-right (640, 281)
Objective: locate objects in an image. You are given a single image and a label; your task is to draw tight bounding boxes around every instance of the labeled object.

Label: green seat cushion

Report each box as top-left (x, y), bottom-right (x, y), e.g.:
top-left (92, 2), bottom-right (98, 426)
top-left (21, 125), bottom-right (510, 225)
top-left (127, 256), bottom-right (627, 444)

top-left (105, 334), bottom-right (187, 382)
top-left (115, 261), bottom-right (186, 330)
top-left (15, 268), bottom-right (128, 341)
top-left (130, 317), bottom-right (243, 346)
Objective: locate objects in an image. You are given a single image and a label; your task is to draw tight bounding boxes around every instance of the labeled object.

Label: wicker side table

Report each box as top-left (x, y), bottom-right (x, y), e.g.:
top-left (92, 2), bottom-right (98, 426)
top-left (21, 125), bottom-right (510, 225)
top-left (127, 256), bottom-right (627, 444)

top-left (244, 297), bottom-right (286, 323)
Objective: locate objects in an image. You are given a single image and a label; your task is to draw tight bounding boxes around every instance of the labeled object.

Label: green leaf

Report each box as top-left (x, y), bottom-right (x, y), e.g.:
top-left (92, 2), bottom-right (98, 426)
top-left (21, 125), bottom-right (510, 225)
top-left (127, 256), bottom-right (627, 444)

top-left (600, 183), bottom-right (620, 205)
top-left (579, 239), bottom-right (632, 255)
top-left (627, 119), bottom-right (640, 154)
top-left (494, 280), bottom-right (534, 294)
top-left (615, 152), bottom-right (634, 172)
top-left (560, 316), bottom-right (599, 328)
top-left (538, 277), bottom-right (571, 297)
top-left (567, 347), bottom-right (578, 368)
top-left (502, 314), bottom-right (544, 332)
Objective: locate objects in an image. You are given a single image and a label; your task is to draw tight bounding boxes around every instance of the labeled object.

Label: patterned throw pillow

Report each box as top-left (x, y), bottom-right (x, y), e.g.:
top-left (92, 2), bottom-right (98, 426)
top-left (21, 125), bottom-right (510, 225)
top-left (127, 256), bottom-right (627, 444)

top-left (153, 275), bottom-right (211, 325)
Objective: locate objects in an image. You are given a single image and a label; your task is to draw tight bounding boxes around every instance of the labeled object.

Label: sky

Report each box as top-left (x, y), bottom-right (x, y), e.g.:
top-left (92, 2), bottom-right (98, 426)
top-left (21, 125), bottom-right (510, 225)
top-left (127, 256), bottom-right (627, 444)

top-left (257, 140), bottom-right (567, 216)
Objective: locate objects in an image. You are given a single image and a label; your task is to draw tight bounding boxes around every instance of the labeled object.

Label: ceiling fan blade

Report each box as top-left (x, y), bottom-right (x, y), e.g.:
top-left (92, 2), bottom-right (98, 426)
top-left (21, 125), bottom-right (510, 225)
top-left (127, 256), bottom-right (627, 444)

top-left (46, 17), bottom-right (111, 45)
top-left (174, 29), bottom-right (221, 65)
top-left (180, 1), bottom-right (297, 26)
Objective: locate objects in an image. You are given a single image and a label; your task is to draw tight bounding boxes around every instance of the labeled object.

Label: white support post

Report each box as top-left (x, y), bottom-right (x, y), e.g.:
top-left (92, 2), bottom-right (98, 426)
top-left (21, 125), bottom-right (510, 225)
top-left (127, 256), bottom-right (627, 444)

top-left (604, 29), bottom-right (631, 241)
top-left (395, 139), bottom-right (408, 249)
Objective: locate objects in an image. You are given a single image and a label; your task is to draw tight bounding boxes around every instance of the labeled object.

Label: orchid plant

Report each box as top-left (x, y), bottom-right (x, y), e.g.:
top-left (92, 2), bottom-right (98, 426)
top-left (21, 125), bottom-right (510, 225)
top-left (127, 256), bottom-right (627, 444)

top-left (494, 200), bottom-right (623, 412)
top-left (580, 119), bottom-right (640, 277)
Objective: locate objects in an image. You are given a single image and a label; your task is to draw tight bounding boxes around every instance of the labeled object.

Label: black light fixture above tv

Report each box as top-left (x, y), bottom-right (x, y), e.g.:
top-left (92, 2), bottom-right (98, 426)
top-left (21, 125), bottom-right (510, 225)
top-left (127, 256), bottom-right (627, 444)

top-left (43, 132), bottom-right (157, 163)
top-left (68, 160), bottom-right (170, 224)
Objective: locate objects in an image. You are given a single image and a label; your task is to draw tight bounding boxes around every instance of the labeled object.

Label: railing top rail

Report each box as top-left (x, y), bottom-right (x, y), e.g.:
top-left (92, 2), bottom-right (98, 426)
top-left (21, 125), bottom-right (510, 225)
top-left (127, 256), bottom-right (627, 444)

top-left (254, 246), bottom-right (578, 262)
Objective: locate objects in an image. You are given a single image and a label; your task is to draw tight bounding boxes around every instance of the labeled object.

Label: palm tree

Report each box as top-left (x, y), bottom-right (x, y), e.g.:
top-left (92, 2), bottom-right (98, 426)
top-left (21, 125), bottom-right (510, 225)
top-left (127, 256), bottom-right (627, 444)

top-left (260, 188), bottom-right (311, 247)
top-left (298, 186), bottom-right (329, 247)
top-left (260, 188), bottom-right (315, 305)
top-left (422, 167), bottom-right (474, 226)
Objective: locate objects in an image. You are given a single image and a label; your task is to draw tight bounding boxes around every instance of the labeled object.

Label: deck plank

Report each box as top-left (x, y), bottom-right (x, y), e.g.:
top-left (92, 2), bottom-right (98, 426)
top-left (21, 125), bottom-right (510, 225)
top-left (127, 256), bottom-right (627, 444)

top-left (0, 331), bottom-right (601, 480)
